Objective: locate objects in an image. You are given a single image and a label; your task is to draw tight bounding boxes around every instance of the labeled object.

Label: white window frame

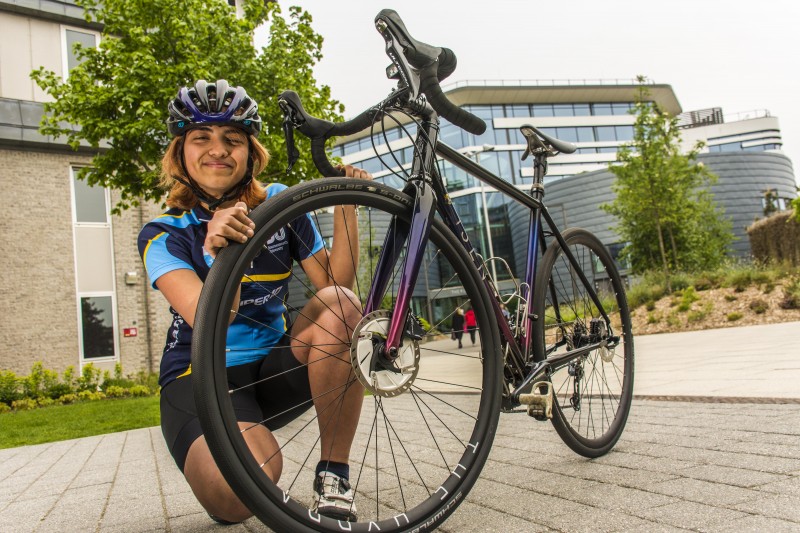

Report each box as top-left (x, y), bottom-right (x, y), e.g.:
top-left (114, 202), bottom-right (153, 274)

top-left (69, 167), bottom-right (119, 365)
top-left (61, 25), bottom-right (101, 81)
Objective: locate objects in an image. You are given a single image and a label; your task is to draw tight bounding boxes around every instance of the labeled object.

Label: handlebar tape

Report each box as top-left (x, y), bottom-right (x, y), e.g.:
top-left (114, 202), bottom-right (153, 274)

top-left (310, 137), bottom-right (343, 177)
top-left (419, 60), bottom-right (486, 135)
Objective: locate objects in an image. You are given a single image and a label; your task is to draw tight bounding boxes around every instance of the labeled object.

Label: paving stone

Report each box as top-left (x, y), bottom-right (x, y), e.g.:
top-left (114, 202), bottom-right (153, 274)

top-left (535, 507), bottom-right (652, 533)
top-left (714, 514), bottom-right (800, 532)
top-left (635, 500), bottom-right (749, 530)
top-left (679, 464), bottom-right (789, 488)
top-left (757, 474), bottom-right (800, 495)
top-left (0, 496), bottom-right (58, 532)
top-left (646, 477), bottom-right (763, 506)
top-left (439, 500), bottom-right (552, 532)
top-left (734, 493), bottom-right (800, 522)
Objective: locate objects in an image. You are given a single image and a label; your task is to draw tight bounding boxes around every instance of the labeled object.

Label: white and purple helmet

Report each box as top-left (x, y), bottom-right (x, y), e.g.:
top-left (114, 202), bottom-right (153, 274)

top-left (167, 79), bottom-right (261, 137)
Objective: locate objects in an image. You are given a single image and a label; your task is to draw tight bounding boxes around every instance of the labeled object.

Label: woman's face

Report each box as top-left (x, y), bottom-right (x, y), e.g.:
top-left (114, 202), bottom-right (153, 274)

top-left (182, 125), bottom-right (249, 199)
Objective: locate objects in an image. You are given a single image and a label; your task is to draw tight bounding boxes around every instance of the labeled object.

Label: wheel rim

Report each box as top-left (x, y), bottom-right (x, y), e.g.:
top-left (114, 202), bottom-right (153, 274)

top-left (539, 235), bottom-right (632, 449)
top-left (193, 182), bottom-right (500, 531)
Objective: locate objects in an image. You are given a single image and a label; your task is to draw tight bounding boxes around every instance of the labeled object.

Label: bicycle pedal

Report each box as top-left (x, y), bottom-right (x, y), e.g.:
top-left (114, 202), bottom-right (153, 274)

top-left (518, 381), bottom-right (552, 421)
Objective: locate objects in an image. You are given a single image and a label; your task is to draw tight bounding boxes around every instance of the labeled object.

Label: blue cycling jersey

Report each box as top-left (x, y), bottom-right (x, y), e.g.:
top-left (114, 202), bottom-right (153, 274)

top-left (137, 183), bottom-right (324, 387)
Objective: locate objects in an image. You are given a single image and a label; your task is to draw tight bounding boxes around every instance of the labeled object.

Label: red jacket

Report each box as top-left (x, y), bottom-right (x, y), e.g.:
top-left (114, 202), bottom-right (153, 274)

top-left (464, 309), bottom-right (477, 327)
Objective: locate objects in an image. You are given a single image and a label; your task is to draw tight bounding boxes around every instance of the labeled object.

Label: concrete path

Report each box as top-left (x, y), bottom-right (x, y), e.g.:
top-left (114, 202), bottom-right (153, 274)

top-left (1, 322), bottom-right (798, 532)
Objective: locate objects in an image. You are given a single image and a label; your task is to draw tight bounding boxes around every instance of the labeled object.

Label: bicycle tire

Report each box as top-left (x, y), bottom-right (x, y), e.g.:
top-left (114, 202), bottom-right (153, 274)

top-left (531, 228), bottom-right (634, 458)
top-left (192, 178), bottom-right (502, 532)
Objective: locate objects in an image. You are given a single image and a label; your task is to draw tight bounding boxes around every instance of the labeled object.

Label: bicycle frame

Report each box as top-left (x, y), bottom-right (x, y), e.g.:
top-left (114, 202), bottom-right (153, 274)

top-left (362, 113), bottom-right (616, 404)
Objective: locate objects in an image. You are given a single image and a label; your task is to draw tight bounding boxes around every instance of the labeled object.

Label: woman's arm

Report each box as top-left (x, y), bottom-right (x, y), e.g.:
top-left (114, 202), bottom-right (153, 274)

top-left (302, 165), bottom-right (371, 291)
top-left (154, 202), bottom-right (253, 326)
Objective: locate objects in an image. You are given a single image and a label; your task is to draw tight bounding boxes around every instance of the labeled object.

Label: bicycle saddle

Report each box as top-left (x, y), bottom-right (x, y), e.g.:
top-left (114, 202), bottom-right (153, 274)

top-left (520, 124), bottom-right (577, 159)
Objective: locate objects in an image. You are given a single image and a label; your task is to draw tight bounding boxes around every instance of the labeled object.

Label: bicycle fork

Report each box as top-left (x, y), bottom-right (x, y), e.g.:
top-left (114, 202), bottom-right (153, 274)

top-left (364, 180), bottom-right (436, 360)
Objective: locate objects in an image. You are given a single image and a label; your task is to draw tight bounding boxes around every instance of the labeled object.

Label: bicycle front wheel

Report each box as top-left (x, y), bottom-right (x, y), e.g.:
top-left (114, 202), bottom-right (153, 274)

top-left (192, 178), bottom-right (501, 532)
top-left (532, 228), bottom-right (634, 458)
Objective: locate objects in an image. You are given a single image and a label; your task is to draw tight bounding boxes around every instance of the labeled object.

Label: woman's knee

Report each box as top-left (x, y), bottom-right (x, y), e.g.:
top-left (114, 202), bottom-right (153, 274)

top-left (314, 285), bottom-right (362, 325)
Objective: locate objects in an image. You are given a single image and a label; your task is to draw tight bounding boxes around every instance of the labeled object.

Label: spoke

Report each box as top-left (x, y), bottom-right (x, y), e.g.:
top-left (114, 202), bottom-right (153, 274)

top-left (409, 386), bottom-right (478, 420)
top-left (409, 389), bottom-right (467, 448)
top-left (377, 397), bottom-right (407, 510)
top-left (410, 390), bottom-right (450, 472)
top-left (413, 378), bottom-right (482, 392)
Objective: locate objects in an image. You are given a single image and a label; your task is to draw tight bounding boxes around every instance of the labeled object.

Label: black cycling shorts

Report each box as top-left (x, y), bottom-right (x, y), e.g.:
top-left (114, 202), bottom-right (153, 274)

top-left (159, 334), bottom-right (312, 472)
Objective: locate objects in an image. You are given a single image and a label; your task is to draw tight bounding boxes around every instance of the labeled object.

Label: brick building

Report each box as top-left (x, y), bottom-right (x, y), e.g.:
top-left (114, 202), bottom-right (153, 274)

top-left (0, 0), bottom-right (171, 376)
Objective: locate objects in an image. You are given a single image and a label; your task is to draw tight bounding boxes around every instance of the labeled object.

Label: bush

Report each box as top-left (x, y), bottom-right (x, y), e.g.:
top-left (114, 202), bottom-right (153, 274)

top-left (749, 298), bottom-right (769, 314)
top-left (726, 311), bottom-right (743, 322)
top-left (677, 286), bottom-right (699, 313)
top-left (645, 300), bottom-right (656, 311)
top-left (646, 312), bottom-right (660, 324)
top-left (687, 303), bottom-right (713, 323)
top-left (129, 385), bottom-right (151, 397)
top-left (780, 276), bottom-right (800, 310)
top-left (0, 371), bottom-right (21, 405)
top-left (37, 397), bottom-right (55, 408)
top-left (12, 398), bottom-right (38, 411)
top-left (78, 390), bottom-right (106, 402)
top-left (105, 385), bottom-right (128, 398)
top-left (77, 364), bottom-right (102, 392)
top-left (57, 394), bottom-right (78, 405)
top-left (724, 294), bottom-right (738, 302)
top-left (0, 402), bottom-right (10, 414)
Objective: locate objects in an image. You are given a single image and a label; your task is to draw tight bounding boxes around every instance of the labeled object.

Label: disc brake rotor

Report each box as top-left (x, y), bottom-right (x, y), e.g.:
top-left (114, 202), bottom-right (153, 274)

top-left (350, 310), bottom-right (420, 397)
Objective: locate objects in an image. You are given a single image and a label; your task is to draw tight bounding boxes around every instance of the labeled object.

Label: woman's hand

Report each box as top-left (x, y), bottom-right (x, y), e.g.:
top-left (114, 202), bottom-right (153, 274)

top-left (204, 201), bottom-right (256, 258)
top-left (336, 164), bottom-right (373, 180)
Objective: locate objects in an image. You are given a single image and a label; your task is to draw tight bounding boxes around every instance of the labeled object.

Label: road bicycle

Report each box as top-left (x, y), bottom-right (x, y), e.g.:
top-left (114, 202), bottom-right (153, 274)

top-left (192, 9), bottom-right (634, 532)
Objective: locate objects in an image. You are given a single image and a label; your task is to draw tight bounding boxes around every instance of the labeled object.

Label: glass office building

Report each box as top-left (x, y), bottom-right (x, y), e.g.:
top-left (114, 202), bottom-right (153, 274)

top-left (328, 81), bottom-right (795, 326)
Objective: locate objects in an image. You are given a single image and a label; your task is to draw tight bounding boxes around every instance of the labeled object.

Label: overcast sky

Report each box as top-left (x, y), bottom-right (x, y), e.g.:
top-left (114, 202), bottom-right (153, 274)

top-left (257, 1), bottom-right (799, 183)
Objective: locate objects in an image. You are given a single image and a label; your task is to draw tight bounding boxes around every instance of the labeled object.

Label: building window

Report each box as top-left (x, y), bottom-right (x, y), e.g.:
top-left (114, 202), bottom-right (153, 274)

top-left (61, 26), bottom-right (100, 79)
top-left (80, 296), bottom-right (116, 359)
top-left (70, 169), bottom-right (118, 362)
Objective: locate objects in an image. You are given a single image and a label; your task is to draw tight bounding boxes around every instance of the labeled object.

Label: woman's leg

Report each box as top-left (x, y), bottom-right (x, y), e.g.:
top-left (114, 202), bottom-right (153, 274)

top-left (290, 285), bottom-right (364, 467)
top-left (183, 423), bottom-right (281, 522)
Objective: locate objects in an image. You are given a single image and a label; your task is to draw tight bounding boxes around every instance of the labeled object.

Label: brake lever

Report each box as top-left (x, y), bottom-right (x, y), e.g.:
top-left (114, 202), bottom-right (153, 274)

top-left (279, 101), bottom-right (301, 174)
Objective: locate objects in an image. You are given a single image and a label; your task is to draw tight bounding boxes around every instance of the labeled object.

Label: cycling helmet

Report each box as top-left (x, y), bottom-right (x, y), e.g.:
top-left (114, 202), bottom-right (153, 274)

top-left (167, 79), bottom-right (262, 137)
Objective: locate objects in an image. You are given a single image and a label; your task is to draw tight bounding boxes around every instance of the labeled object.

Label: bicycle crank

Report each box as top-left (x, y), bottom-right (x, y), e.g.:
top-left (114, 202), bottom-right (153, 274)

top-left (350, 310), bottom-right (420, 397)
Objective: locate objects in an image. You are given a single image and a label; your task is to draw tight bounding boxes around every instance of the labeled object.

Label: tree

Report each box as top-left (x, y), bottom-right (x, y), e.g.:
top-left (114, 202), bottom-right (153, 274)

top-left (601, 78), bottom-right (733, 290)
top-left (31, 0), bottom-right (342, 211)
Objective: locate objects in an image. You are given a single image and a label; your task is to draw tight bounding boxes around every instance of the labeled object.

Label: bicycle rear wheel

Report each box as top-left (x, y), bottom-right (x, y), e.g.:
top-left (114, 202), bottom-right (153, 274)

top-left (192, 178), bottom-right (501, 532)
top-left (532, 228), bottom-right (634, 458)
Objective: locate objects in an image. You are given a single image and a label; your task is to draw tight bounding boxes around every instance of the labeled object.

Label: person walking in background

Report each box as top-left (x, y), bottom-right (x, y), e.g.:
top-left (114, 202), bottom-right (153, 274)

top-left (451, 308), bottom-right (465, 349)
top-left (464, 306), bottom-right (477, 345)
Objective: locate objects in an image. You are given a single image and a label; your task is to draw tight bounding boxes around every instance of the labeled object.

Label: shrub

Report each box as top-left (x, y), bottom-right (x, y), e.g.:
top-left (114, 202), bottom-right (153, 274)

top-left (749, 298), bottom-right (768, 314)
top-left (129, 385), bottom-right (151, 397)
top-left (693, 276), bottom-right (714, 291)
top-left (12, 398), bottom-right (38, 411)
top-left (779, 276), bottom-right (800, 310)
top-left (77, 364), bottom-right (102, 392)
top-left (669, 272), bottom-right (693, 292)
top-left (677, 286), bottom-right (699, 313)
top-left (724, 294), bottom-right (738, 302)
top-left (0, 371), bottom-right (21, 405)
top-left (687, 303), bottom-right (713, 323)
top-left (726, 312), bottom-right (743, 322)
top-left (646, 312), bottom-right (660, 324)
top-left (36, 397), bottom-right (55, 408)
top-left (105, 385), bottom-right (128, 398)
top-left (23, 362), bottom-right (45, 398)
top-left (57, 394), bottom-right (78, 405)
top-left (666, 312), bottom-right (682, 328)
top-left (77, 390), bottom-right (106, 402)
top-left (0, 402), bottom-right (10, 414)
top-left (645, 300), bottom-right (656, 311)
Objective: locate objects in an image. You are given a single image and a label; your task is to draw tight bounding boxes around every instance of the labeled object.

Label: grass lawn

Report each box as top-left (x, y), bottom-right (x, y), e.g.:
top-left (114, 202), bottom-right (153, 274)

top-left (0, 396), bottom-right (160, 449)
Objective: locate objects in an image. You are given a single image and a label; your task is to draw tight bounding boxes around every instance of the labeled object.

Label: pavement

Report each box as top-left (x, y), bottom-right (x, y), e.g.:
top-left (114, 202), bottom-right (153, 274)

top-left (1, 321), bottom-right (799, 532)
